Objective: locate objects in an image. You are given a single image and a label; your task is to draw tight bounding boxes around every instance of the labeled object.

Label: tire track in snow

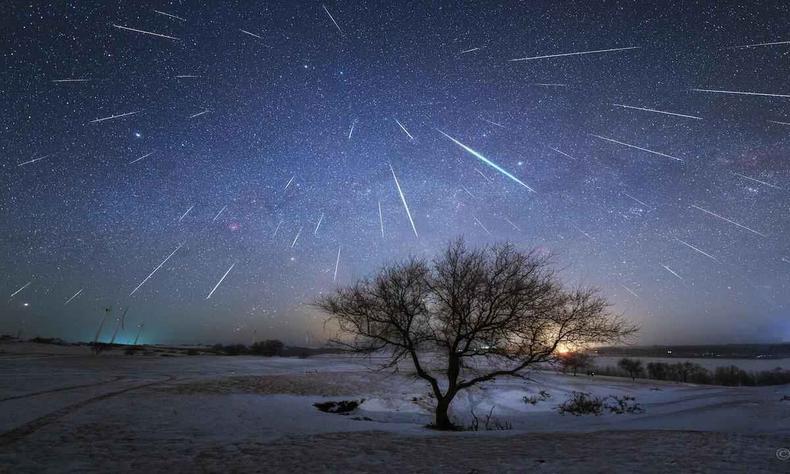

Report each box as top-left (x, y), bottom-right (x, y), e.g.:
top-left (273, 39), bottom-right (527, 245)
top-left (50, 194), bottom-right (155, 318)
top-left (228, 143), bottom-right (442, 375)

top-left (0, 376), bottom-right (125, 402)
top-left (0, 376), bottom-right (174, 447)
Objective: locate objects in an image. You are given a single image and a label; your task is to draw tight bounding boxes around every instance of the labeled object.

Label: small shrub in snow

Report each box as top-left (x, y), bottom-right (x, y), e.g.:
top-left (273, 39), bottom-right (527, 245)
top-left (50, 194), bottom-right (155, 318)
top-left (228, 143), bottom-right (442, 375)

top-left (313, 399), bottom-right (364, 414)
top-left (523, 390), bottom-right (551, 405)
top-left (558, 392), bottom-right (644, 415)
top-left (466, 406), bottom-right (512, 431)
top-left (558, 391), bottom-right (604, 416)
top-left (604, 395), bottom-right (643, 414)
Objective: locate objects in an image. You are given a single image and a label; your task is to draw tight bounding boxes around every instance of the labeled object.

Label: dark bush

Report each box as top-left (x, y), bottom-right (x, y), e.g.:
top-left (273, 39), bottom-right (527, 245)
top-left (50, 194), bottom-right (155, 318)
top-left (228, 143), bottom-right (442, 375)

top-left (250, 339), bottom-right (284, 357)
top-left (647, 362), bottom-right (668, 380)
top-left (618, 358), bottom-right (644, 381)
top-left (558, 392), bottom-right (604, 416)
top-left (713, 365), bottom-right (754, 386)
top-left (523, 390), bottom-right (551, 405)
top-left (753, 368), bottom-right (790, 386)
top-left (30, 337), bottom-right (66, 345)
top-left (219, 344), bottom-right (248, 356)
top-left (559, 392), bottom-right (645, 416)
top-left (604, 395), bottom-right (644, 414)
top-left (314, 399), bottom-right (363, 414)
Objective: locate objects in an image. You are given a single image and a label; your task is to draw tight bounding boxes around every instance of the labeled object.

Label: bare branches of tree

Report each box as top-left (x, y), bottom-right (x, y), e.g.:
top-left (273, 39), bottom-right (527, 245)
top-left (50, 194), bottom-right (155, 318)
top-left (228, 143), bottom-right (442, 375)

top-left (316, 239), bottom-right (636, 430)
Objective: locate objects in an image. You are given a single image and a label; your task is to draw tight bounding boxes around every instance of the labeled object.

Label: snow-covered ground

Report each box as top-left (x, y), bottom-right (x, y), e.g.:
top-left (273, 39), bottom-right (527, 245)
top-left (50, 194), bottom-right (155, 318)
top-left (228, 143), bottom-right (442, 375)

top-left (0, 342), bottom-right (788, 473)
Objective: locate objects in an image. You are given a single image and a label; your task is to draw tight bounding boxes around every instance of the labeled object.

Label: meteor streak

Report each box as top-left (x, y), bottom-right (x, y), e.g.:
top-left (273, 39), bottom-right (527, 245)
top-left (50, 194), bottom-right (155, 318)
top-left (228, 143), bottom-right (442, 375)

top-left (623, 192), bottom-right (650, 208)
top-left (691, 88), bottom-right (790, 99)
top-left (590, 134), bottom-right (683, 162)
top-left (459, 47), bottom-right (483, 54)
top-left (437, 130), bottom-right (536, 192)
top-left (291, 227), bottom-right (303, 247)
top-left (272, 220), bottom-right (283, 238)
top-left (154, 10), bottom-right (186, 21)
top-left (178, 205), bottom-right (194, 222)
top-left (314, 213), bottom-right (324, 235)
top-left (690, 204), bottom-right (767, 237)
top-left (394, 119), bottom-right (414, 140)
top-left (661, 264), bottom-right (683, 280)
top-left (532, 83), bottom-right (568, 87)
top-left (731, 40), bottom-right (790, 49)
top-left (480, 117), bottom-right (506, 128)
top-left (175, 75), bottom-right (200, 78)
top-left (17, 155), bottom-right (51, 167)
top-left (504, 218), bottom-right (521, 231)
top-left (333, 246), bottom-right (341, 281)
top-left (189, 109), bottom-right (209, 119)
top-left (674, 238), bottom-right (719, 263)
top-left (474, 168), bottom-right (492, 182)
top-left (473, 216), bottom-right (492, 236)
top-left (240, 29), bottom-right (263, 39)
top-left (52, 78), bottom-right (91, 83)
top-left (129, 243), bottom-right (183, 296)
top-left (322, 5), bottom-right (345, 36)
top-left (731, 171), bottom-right (781, 189)
top-left (378, 200), bottom-right (385, 238)
top-left (284, 175), bottom-right (295, 190)
top-left (64, 288), bottom-right (83, 305)
top-left (509, 46), bottom-right (639, 62)
top-left (767, 120), bottom-right (790, 126)
top-left (9, 281), bottom-right (31, 299)
top-left (128, 151), bottom-right (155, 164)
top-left (574, 225), bottom-right (594, 242)
top-left (389, 163), bottom-right (419, 238)
top-left (348, 121), bottom-right (355, 139)
top-left (89, 110), bottom-right (141, 123)
top-left (213, 205), bottom-right (227, 222)
top-left (621, 284), bottom-right (639, 298)
top-left (549, 147), bottom-right (576, 160)
top-left (206, 263), bottom-right (235, 299)
top-left (112, 24), bottom-right (180, 41)
top-left (612, 103), bottom-right (702, 120)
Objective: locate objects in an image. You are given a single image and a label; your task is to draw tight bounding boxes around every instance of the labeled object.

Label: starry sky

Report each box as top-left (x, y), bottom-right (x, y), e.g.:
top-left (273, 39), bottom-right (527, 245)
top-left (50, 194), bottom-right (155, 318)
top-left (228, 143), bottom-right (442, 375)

top-left (2, 1), bottom-right (789, 345)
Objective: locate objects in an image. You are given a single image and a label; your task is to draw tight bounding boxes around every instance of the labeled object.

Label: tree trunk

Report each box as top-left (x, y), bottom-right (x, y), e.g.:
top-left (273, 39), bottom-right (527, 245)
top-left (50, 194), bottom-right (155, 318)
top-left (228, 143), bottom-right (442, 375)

top-left (434, 397), bottom-right (454, 430)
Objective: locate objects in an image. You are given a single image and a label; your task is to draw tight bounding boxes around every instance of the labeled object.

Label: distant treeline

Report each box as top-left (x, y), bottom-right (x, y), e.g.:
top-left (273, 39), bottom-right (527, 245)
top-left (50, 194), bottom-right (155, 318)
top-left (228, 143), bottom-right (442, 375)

top-left (595, 358), bottom-right (790, 386)
top-left (212, 340), bottom-right (284, 356)
top-left (595, 343), bottom-right (790, 359)
top-left (1, 335), bottom-right (344, 359)
top-left (211, 340), bottom-right (344, 358)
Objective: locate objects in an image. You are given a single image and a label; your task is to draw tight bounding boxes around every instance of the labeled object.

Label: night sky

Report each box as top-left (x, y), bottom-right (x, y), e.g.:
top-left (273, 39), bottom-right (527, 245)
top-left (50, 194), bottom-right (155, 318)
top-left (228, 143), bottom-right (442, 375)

top-left (2, 1), bottom-right (789, 345)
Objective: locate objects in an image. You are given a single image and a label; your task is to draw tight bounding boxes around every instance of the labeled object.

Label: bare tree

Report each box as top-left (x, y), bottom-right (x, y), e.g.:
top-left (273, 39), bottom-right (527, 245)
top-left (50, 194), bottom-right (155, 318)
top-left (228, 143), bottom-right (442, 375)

top-left (618, 358), bottom-right (644, 381)
top-left (558, 351), bottom-right (594, 376)
top-left (316, 239), bottom-right (636, 430)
